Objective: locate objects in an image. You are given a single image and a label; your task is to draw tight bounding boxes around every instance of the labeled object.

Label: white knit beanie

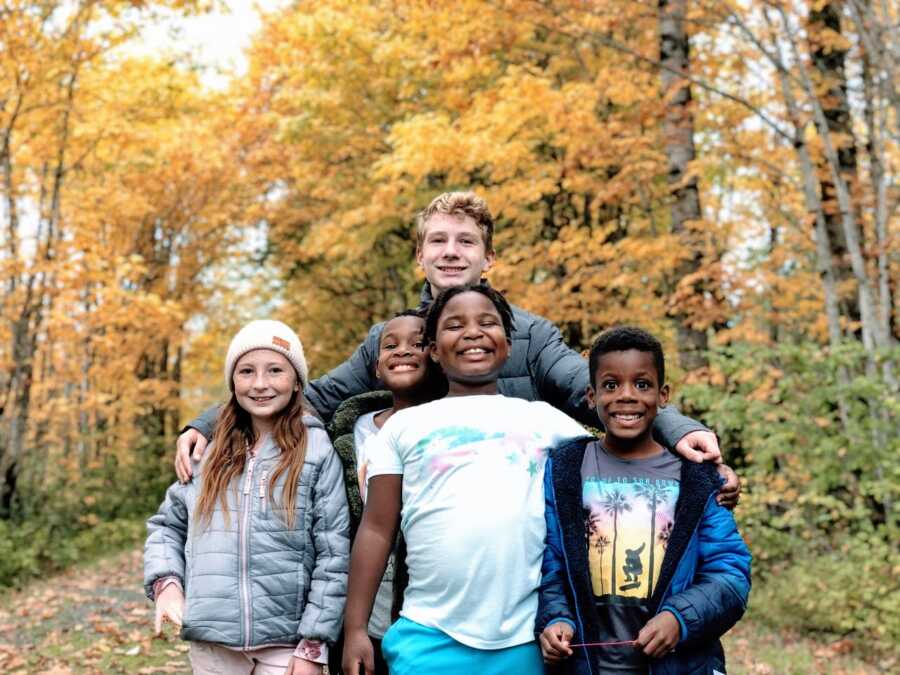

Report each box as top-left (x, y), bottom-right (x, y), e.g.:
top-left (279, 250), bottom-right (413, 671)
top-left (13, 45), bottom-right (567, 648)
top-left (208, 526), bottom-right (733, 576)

top-left (225, 320), bottom-right (308, 390)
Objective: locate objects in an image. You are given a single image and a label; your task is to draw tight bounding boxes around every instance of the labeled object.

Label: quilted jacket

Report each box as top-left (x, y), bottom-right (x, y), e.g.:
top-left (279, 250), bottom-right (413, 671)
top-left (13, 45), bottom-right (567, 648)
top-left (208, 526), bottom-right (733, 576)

top-left (538, 436), bottom-right (751, 675)
top-left (144, 415), bottom-right (350, 649)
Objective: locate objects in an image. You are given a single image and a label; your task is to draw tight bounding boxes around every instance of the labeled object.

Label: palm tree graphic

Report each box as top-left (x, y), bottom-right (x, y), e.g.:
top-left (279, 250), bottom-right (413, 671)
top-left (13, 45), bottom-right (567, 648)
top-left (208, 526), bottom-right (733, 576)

top-left (635, 482), bottom-right (673, 597)
top-left (601, 489), bottom-right (631, 594)
top-left (594, 533), bottom-right (611, 595)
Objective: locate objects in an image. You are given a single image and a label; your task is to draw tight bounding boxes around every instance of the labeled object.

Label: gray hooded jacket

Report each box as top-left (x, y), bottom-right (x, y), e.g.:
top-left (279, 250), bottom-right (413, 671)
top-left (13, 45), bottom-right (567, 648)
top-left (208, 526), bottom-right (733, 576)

top-left (144, 415), bottom-right (350, 648)
top-left (188, 283), bottom-right (706, 445)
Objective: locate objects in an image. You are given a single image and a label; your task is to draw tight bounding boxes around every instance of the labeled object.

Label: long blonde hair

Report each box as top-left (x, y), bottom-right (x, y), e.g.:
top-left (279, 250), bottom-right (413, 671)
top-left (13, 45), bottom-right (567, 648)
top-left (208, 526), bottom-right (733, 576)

top-left (195, 389), bottom-right (308, 529)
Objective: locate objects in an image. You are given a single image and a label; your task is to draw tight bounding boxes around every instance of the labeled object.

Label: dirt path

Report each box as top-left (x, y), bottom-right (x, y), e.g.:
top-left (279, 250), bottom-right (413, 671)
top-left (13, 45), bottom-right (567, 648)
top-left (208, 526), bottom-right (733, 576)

top-left (0, 548), bottom-right (888, 674)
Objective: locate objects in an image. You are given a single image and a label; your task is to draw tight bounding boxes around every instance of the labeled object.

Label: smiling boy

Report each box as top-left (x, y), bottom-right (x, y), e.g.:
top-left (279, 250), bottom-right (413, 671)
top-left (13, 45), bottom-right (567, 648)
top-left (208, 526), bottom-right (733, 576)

top-left (537, 327), bottom-right (751, 675)
top-left (175, 193), bottom-right (733, 496)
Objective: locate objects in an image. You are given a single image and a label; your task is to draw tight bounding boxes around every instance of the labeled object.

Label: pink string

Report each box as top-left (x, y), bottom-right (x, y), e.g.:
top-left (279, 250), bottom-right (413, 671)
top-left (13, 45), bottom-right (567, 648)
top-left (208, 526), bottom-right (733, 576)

top-left (567, 639), bottom-right (638, 648)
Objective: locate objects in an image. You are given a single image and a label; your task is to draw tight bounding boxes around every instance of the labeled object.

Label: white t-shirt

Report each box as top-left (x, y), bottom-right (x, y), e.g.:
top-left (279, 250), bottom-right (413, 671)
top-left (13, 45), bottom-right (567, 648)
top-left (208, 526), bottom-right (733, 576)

top-left (353, 410), bottom-right (395, 639)
top-left (366, 395), bottom-right (586, 649)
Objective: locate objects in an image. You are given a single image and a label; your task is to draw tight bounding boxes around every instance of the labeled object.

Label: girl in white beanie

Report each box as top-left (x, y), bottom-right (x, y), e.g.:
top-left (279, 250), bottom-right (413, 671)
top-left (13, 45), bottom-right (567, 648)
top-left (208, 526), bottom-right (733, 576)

top-left (145, 320), bottom-right (350, 675)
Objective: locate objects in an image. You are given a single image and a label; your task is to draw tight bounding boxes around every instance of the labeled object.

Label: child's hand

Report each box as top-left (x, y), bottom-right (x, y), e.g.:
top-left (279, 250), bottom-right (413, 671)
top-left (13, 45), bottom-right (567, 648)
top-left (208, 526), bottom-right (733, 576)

top-left (635, 610), bottom-right (680, 658)
top-left (539, 621), bottom-right (574, 663)
top-left (283, 657), bottom-right (322, 675)
top-left (716, 463), bottom-right (741, 509)
top-left (342, 628), bottom-right (376, 675)
top-left (153, 584), bottom-right (185, 635)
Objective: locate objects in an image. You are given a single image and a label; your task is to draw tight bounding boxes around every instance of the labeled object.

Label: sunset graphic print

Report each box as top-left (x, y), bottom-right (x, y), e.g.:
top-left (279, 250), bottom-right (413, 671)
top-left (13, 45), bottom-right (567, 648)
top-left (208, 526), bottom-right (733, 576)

top-left (583, 476), bottom-right (680, 600)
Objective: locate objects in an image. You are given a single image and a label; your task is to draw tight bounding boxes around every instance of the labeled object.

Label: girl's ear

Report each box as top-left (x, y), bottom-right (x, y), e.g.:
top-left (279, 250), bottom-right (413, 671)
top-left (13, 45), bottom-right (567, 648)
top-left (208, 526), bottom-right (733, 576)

top-left (429, 345), bottom-right (440, 363)
top-left (375, 358), bottom-right (383, 381)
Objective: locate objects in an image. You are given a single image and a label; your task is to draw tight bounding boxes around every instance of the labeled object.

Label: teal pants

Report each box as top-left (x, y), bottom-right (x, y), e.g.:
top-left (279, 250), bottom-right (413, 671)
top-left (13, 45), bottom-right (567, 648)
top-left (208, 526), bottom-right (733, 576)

top-left (381, 617), bottom-right (545, 675)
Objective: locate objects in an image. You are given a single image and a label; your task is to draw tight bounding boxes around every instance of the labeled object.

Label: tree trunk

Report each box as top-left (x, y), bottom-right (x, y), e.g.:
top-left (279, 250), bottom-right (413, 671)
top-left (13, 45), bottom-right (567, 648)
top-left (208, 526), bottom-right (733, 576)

top-left (808, 1), bottom-right (862, 329)
top-left (658, 0), bottom-right (708, 371)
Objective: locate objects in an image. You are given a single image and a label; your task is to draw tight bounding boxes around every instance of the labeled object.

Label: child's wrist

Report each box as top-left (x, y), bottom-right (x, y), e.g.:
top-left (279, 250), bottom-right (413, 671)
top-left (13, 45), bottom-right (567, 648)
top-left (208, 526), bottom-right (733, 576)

top-left (294, 638), bottom-right (328, 664)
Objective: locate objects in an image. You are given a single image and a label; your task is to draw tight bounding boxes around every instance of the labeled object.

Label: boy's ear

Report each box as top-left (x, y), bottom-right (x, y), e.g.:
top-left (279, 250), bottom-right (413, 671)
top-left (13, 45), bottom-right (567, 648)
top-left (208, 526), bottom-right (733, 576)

top-left (659, 383), bottom-right (670, 407)
top-left (586, 386), bottom-right (596, 409)
top-left (481, 248), bottom-right (496, 274)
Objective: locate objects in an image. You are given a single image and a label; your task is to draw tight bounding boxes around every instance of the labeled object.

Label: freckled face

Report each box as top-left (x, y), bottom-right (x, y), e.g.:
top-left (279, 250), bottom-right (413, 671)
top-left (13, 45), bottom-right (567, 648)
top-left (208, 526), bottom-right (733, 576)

top-left (232, 349), bottom-right (299, 422)
top-left (431, 291), bottom-right (510, 385)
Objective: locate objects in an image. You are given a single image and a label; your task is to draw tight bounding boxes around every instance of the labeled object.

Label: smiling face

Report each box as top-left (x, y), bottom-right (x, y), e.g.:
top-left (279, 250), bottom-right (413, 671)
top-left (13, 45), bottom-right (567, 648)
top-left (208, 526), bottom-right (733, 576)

top-left (232, 349), bottom-right (299, 430)
top-left (375, 315), bottom-right (430, 394)
top-left (416, 213), bottom-right (495, 294)
top-left (588, 349), bottom-right (670, 457)
top-left (431, 290), bottom-right (510, 394)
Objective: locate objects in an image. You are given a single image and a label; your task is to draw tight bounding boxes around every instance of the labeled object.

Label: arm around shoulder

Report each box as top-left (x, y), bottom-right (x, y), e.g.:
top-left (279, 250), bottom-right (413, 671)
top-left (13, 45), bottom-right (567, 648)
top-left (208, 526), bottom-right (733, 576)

top-left (304, 324), bottom-right (381, 423)
top-left (184, 405), bottom-right (220, 441)
top-left (652, 404), bottom-right (710, 450)
top-left (528, 315), bottom-right (596, 426)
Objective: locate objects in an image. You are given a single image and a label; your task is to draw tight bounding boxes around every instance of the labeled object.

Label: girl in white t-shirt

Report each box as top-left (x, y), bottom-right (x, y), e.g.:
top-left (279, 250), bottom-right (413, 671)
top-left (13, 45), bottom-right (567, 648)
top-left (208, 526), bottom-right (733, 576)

top-left (342, 284), bottom-right (589, 675)
top-left (328, 310), bottom-right (446, 674)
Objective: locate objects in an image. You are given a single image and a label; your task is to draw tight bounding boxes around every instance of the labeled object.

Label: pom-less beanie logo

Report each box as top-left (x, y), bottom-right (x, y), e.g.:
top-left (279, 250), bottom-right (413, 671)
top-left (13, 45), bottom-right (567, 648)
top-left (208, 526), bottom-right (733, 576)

top-left (272, 336), bottom-right (290, 350)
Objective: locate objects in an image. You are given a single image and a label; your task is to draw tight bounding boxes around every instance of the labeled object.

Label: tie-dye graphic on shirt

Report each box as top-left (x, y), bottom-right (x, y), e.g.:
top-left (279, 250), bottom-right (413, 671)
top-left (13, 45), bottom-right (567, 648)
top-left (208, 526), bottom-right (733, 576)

top-left (583, 476), bottom-right (680, 600)
top-left (411, 425), bottom-right (554, 476)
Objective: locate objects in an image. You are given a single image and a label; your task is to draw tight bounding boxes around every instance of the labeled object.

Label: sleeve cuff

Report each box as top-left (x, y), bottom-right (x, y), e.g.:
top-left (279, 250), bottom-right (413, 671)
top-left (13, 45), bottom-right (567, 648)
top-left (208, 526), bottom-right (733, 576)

top-left (659, 605), bottom-right (688, 644)
top-left (365, 467), bottom-right (403, 482)
top-left (548, 617), bottom-right (577, 632)
top-left (152, 576), bottom-right (183, 600)
top-left (294, 638), bottom-right (328, 665)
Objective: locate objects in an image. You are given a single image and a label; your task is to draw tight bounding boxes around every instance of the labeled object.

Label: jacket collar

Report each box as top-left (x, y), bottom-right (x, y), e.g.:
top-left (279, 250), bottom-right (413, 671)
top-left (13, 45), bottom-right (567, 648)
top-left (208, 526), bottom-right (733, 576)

top-left (328, 391), bottom-right (393, 440)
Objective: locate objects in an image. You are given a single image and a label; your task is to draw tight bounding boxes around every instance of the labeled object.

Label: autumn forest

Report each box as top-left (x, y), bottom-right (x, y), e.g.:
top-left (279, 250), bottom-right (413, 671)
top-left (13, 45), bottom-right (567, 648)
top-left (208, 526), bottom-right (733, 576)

top-left (1, 0), bottom-right (897, 665)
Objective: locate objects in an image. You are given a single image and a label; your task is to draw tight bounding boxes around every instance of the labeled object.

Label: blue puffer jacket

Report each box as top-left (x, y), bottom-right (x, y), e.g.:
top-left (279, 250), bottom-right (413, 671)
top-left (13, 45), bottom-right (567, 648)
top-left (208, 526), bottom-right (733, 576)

top-left (537, 437), bottom-right (751, 675)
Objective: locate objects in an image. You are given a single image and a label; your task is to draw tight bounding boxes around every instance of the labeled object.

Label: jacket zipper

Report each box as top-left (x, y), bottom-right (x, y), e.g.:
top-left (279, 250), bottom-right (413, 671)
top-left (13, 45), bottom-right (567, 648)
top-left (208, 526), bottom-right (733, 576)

top-left (648, 491), bottom-right (716, 675)
top-left (259, 470), bottom-right (268, 516)
top-left (240, 455), bottom-right (256, 649)
top-left (550, 459), bottom-right (595, 675)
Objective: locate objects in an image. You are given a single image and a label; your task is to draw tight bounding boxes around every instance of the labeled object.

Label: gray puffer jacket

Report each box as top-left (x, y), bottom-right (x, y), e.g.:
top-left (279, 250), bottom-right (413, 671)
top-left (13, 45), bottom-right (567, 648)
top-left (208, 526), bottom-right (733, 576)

top-left (144, 415), bottom-right (350, 649)
top-left (189, 283), bottom-right (706, 446)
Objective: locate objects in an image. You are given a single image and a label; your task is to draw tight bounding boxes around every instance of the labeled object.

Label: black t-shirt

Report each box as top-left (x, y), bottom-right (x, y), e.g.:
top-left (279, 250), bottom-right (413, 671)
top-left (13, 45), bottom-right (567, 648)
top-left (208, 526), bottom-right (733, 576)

top-left (580, 441), bottom-right (681, 673)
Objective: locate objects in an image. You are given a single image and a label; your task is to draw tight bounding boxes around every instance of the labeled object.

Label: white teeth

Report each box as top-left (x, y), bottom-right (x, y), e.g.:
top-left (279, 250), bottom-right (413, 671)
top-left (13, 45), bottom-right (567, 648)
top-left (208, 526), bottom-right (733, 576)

top-left (613, 413), bottom-right (641, 421)
top-left (391, 364), bottom-right (416, 371)
top-left (462, 348), bottom-right (487, 354)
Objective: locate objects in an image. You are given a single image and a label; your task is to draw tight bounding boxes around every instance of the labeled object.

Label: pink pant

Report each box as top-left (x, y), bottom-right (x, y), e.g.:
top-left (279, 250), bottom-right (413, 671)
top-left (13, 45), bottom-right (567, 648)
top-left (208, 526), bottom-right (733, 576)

top-left (188, 642), bottom-right (302, 675)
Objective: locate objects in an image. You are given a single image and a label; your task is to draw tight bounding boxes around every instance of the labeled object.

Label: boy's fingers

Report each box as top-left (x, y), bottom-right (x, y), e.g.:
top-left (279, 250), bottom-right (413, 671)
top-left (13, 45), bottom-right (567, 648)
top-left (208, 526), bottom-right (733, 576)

top-left (677, 430), bottom-right (721, 463)
top-left (191, 434), bottom-right (208, 462)
top-left (175, 431), bottom-right (195, 483)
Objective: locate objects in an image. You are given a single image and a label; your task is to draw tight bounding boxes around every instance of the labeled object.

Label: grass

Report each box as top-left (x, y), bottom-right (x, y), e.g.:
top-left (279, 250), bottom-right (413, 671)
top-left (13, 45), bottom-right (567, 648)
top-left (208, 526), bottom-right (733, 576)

top-left (0, 547), bottom-right (892, 674)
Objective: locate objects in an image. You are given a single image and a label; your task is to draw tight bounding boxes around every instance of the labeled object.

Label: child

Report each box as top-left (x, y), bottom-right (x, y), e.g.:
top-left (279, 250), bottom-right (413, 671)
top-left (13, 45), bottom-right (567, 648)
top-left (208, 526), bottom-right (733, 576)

top-left (341, 284), bottom-right (590, 675)
top-left (327, 309), bottom-right (446, 674)
top-left (537, 326), bottom-right (751, 675)
top-left (144, 320), bottom-right (350, 675)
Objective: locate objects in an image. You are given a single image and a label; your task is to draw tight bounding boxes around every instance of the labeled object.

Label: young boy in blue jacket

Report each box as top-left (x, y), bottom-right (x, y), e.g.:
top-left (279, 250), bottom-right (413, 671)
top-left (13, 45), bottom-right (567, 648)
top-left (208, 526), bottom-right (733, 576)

top-left (537, 326), bottom-right (751, 675)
